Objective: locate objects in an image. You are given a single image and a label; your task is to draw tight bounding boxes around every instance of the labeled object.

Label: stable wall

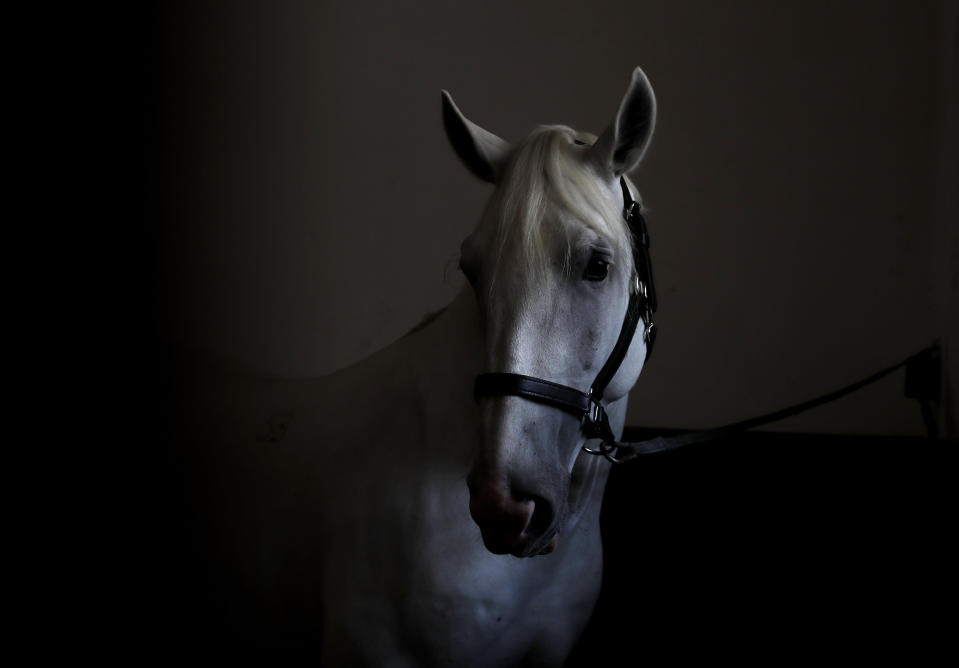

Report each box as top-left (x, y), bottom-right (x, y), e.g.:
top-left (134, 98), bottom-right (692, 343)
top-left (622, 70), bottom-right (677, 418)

top-left (151, 1), bottom-right (957, 436)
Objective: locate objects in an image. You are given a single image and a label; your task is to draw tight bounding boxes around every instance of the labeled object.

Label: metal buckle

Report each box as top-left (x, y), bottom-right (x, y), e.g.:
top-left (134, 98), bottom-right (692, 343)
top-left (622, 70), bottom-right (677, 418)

top-left (582, 439), bottom-right (633, 464)
top-left (587, 400), bottom-right (604, 426)
top-left (580, 396), bottom-right (607, 441)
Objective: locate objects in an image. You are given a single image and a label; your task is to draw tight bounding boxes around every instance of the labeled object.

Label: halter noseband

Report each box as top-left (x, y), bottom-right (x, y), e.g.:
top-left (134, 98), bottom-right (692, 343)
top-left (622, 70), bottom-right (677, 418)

top-left (473, 177), bottom-right (657, 455)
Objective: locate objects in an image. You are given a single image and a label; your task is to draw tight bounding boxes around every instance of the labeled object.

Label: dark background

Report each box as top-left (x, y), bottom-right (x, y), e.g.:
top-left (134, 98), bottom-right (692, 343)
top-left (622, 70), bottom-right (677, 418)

top-left (146, 0), bottom-right (957, 437)
top-left (567, 429), bottom-right (952, 664)
top-left (86, 0), bottom-right (957, 662)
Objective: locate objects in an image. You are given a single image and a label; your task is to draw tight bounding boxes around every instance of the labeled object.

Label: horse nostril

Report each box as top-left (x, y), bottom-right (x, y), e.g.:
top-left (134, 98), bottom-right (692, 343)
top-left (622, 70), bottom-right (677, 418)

top-left (467, 467), bottom-right (559, 555)
top-left (521, 493), bottom-right (554, 538)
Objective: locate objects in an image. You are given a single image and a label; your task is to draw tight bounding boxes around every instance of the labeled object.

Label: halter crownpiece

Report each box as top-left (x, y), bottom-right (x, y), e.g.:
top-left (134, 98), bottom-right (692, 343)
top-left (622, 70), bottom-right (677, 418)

top-left (473, 177), bottom-right (657, 463)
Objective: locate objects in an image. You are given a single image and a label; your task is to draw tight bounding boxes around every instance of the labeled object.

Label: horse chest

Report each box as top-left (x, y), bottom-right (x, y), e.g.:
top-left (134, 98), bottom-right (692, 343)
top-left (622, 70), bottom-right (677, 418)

top-left (319, 466), bottom-right (604, 666)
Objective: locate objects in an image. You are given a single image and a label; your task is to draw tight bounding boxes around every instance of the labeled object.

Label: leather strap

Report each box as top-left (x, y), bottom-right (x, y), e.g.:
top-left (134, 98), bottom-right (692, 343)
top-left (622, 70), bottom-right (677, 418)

top-left (474, 373), bottom-right (591, 417)
top-left (590, 291), bottom-right (641, 403)
top-left (591, 345), bottom-right (938, 462)
top-left (589, 178), bottom-right (655, 401)
top-left (473, 373), bottom-right (617, 442)
top-left (625, 181), bottom-right (657, 315)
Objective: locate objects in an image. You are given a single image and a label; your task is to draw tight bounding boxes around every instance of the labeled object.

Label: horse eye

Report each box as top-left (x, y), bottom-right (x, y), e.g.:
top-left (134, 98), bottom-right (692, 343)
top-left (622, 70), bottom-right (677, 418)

top-left (584, 257), bottom-right (609, 282)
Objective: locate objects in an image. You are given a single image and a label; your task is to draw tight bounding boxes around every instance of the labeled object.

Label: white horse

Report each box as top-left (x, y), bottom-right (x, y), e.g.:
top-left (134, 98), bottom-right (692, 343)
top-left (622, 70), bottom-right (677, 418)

top-left (175, 67), bottom-right (657, 666)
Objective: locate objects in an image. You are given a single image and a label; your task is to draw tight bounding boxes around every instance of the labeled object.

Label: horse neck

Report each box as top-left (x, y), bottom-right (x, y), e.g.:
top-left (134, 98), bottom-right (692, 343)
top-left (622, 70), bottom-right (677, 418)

top-left (415, 287), bottom-right (484, 381)
top-left (396, 286), bottom-right (486, 460)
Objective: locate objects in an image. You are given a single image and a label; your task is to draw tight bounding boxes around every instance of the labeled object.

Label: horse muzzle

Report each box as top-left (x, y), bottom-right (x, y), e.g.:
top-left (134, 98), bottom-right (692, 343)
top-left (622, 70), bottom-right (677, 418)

top-left (467, 468), bottom-right (563, 557)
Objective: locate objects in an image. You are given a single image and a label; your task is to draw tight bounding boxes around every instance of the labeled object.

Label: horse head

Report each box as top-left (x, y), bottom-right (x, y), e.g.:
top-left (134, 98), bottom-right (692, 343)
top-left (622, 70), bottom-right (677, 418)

top-left (443, 68), bottom-right (657, 557)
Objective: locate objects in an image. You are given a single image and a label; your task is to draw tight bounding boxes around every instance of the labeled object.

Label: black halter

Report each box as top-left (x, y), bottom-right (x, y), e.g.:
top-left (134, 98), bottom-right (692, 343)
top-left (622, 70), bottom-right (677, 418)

top-left (473, 177), bottom-right (657, 452)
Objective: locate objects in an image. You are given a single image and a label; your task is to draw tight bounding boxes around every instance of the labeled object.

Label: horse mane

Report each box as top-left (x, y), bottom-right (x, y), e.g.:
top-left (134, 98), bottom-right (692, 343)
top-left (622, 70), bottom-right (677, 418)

top-left (484, 125), bottom-right (639, 294)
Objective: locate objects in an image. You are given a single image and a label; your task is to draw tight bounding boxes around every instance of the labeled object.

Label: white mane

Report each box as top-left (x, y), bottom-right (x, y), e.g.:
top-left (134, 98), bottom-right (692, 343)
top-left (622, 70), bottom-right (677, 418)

top-left (483, 125), bottom-right (639, 292)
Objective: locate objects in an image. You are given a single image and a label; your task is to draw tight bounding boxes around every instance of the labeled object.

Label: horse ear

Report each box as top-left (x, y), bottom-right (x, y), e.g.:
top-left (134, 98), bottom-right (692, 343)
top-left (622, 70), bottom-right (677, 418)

top-left (442, 90), bottom-right (511, 183)
top-left (590, 67), bottom-right (657, 178)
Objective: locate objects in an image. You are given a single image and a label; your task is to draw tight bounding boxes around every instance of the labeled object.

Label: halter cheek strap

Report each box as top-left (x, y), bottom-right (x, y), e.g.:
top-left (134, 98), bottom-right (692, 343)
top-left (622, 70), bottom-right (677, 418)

top-left (473, 177), bottom-right (657, 454)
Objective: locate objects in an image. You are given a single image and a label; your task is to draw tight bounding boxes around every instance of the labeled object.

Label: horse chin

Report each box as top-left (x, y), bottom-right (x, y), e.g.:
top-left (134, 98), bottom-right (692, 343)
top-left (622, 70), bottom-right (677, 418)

top-left (538, 534), bottom-right (560, 556)
top-left (478, 528), bottom-right (560, 558)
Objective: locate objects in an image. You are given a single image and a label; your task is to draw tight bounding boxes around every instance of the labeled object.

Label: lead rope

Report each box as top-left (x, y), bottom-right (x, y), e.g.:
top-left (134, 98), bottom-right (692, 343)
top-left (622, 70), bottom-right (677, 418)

top-left (473, 180), bottom-right (942, 463)
top-left (589, 343), bottom-right (941, 463)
